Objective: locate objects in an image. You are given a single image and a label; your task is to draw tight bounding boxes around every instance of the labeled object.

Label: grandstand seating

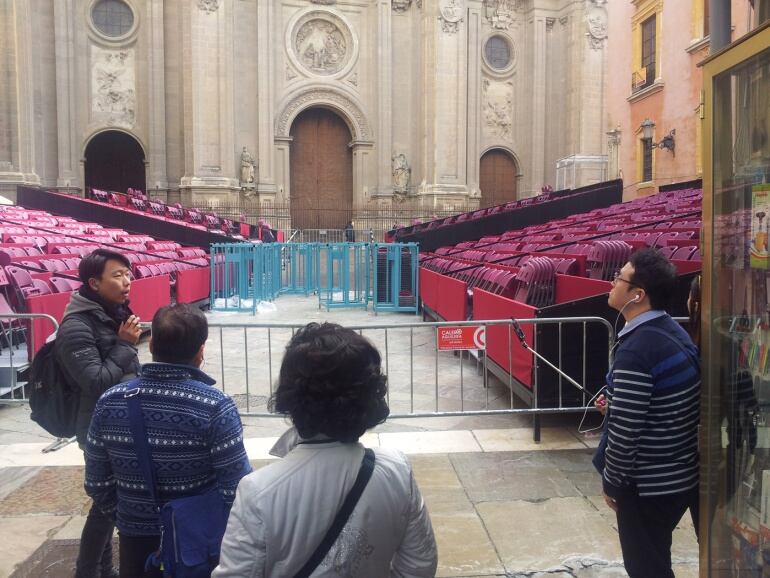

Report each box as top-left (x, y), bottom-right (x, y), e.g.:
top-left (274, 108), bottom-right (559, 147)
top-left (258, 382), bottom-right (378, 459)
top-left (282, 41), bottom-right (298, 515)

top-left (0, 203), bottom-right (213, 358)
top-left (88, 188), bottom-right (243, 238)
top-left (420, 186), bottom-right (702, 312)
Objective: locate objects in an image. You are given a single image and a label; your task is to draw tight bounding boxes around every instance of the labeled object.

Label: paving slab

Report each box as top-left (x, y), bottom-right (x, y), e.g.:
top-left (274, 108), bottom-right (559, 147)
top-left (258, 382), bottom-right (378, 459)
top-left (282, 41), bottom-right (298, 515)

top-left (473, 427), bottom-right (588, 452)
top-left (0, 516), bottom-right (71, 577)
top-left (431, 509), bottom-right (505, 577)
top-left (379, 430), bottom-right (482, 454)
top-left (450, 451), bottom-right (581, 502)
top-left (477, 496), bottom-right (624, 574)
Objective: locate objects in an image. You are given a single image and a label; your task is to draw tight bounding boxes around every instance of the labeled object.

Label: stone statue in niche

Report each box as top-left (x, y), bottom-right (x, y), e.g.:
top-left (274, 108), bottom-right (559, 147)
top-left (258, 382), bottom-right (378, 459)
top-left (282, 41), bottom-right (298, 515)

top-left (482, 79), bottom-right (513, 139)
top-left (586, 6), bottom-right (608, 50)
top-left (438, 0), bottom-right (464, 34)
top-left (240, 147), bottom-right (256, 186)
top-left (392, 153), bottom-right (411, 197)
top-left (295, 19), bottom-right (347, 75)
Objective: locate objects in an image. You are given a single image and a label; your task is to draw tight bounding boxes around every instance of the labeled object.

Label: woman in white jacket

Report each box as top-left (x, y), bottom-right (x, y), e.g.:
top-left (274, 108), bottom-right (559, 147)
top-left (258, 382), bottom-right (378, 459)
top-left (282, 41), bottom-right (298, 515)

top-left (213, 322), bottom-right (438, 578)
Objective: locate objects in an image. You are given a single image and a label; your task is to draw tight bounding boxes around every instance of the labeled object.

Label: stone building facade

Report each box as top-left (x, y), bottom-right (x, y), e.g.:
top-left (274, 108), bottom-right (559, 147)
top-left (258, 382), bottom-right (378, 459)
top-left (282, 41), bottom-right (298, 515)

top-left (0, 0), bottom-right (608, 221)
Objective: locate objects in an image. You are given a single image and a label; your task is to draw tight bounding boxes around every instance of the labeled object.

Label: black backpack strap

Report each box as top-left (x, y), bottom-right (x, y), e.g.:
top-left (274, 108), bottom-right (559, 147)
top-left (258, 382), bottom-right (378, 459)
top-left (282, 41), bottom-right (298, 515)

top-left (293, 448), bottom-right (375, 578)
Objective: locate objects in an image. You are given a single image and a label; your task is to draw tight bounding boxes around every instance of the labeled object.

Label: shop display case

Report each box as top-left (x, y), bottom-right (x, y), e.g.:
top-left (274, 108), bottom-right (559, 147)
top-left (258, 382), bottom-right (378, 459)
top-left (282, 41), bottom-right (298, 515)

top-left (702, 22), bottom-right (770, 577)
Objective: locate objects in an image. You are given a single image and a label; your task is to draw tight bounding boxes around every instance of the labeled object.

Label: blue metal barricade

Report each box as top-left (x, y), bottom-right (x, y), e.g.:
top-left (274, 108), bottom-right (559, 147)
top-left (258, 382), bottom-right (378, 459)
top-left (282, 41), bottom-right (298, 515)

top-left (279, 243), bottom-right (318, 296)
top-left (373, 243), bottom-right (419, 314)
top-left (210, 243), bottom-right (282, 313)
top-left (211, 242), bottom-right (417, 314)
top-left (317, 242), bottom-right (372, 310)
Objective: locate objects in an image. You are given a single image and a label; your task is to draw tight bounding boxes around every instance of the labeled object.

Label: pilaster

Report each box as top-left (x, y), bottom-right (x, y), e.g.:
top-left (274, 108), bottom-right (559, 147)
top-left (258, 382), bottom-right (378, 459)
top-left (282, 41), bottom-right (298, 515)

top-left (146, 0), bottom-right (168, 196)
top-left (54, 0), bottom-right (80, 191)
top-left (377, 0), bottom-right (393, 196)
top-left (256, 0), bottom-right (276, 194)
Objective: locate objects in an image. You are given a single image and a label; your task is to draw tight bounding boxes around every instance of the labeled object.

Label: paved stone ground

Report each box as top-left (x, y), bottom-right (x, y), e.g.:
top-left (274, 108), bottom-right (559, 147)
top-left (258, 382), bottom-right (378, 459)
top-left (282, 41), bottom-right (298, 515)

top-left (0, 296), bottom-right (699, 577)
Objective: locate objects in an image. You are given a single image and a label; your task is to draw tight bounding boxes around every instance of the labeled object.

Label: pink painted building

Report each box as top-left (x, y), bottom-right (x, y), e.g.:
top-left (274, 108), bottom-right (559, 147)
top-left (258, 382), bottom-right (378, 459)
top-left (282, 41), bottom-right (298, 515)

top-left (606, 0), bottom-right (756, 200)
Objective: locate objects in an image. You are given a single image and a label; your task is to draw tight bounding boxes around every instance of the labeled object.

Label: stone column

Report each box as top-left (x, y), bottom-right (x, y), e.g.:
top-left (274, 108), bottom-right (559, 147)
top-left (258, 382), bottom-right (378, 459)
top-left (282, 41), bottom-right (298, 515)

top-left (53, 0), bottom-right (80, 192)
top-left (274, 136), bottom-right (292, 203)
top-left (255, 0), bottom-right (276, 198)
top-left (146, 0), bottom-right (168, 199)
top-left (466, 1), bottom-right (482, 197)
top-left (421, 0), bottom-right (469, 199)
top-left (530, 11), bottom-right (547, 193)
top-left (352, 141), bottom-right (375, 206)
top-left (377, 0), bottom-right (393, 197)
top-left (179, 0), bottom-right (237, 204)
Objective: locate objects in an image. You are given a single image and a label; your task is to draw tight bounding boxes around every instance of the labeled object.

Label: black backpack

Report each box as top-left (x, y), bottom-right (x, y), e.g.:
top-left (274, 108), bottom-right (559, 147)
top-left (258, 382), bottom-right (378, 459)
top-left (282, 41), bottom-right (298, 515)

top-left (29, 338), bottom-right (79, 438)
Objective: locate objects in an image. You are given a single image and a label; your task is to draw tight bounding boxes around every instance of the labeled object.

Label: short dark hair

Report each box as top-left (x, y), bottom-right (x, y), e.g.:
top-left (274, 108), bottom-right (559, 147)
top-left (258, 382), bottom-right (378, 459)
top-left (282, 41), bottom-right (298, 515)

top-left (628, 248), bottom-right (677, 310)
top-left (271, 323), bottom-right (389, 442)
top-left (78, 249), bottom-right (131, 284)
top-left (151, 304), bottom-right (208, 365)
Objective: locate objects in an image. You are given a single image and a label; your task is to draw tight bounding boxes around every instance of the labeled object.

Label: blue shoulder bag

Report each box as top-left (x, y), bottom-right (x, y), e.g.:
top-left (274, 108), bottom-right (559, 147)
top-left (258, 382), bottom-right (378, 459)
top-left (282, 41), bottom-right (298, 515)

top-left (126, 390), bottom-right (230, 578)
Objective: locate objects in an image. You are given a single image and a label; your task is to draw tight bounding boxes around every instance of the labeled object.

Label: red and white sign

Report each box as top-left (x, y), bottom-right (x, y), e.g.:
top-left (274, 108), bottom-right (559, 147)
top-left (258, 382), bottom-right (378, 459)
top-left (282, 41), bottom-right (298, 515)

top-left (437, 325), bottom-right (486, 351)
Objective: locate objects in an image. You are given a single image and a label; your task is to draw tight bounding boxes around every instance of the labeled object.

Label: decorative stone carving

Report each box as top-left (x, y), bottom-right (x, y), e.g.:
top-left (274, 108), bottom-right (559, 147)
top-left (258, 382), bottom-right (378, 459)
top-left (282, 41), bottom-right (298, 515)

top-left (439, 0), bottom-right (464, 34)
top-left (310, 0), bottom-right (336, 4)
top-left (240, 147), bottom-right (256, 186)
top-left (91, 47), bottom-right (136, 128)
top-left (483, 0), bottom-right (520, 30)
top-left (392, 0), bottom-right (412, 12)
top-left (286, 65), bottom-right (298, 81)
top-left (482, 78), bottom-right (513, 139)
top-left (586, 6), bottom-right (608, 50)
top-left (197, 0), bottom-right (219, 13)
top-left (392, 153), bottom-right (411, 194)
top-left (546, 17), bottom-right (555, 31)
top-left (347, 72), bottom-right (358, 86)
top-left (294, 18), bottom-right (348, 75)
top-left (276, 88), bottom-right (372, 141)
top-left (559, 15), bottom-right (569, 26)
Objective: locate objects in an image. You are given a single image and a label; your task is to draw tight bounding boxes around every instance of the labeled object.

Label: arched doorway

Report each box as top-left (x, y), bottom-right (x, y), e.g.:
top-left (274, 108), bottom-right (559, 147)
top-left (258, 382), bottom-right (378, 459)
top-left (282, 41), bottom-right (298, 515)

top-left (479, 149), bottom-right (518, 208)
top-left (84, 131), bottom-right (146, 194)
top-left (289, 107), bottom-right (353, 230)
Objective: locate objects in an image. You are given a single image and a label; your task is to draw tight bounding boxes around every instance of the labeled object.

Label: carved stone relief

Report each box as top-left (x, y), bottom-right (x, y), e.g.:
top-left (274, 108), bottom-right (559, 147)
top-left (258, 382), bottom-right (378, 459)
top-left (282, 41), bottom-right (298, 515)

top-left (347, 72), bottom-right (358, 86)
top-left (197, 0), bottom-right (219, 13)
top-left (276, 88), bottom-right (372, 141)
top-left (483, 0), bottom-right (521, 30)
top-left (91, 47), bottom-right (136, 128)
top-left (586, 6), bottom-right (608, 50)
top-left (294, 18), bottom-right (349, 75)
top-left (286, 65), bottom-right (298, 81)
top-left (482, 78), bottom-right (513, 139)
top-left (310, 0), bottom-right (336, 4)
top-left (439, 0), bottom-right (464, 34)
top-left (392, 0), bottom-right (412, 12)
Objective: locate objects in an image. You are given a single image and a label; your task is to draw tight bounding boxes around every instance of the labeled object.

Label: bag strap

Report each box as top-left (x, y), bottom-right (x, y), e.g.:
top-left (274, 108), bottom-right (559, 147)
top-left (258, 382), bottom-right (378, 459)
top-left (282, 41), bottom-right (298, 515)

top-left (293, 448), bottom-right (375, 578)
top-left (125, 391), bottom-right (160, 507)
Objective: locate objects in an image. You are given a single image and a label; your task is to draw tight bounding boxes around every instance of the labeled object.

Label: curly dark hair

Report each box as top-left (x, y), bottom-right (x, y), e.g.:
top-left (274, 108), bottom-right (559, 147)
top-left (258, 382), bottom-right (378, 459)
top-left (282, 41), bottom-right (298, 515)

top-left (271, 322), bottom-right (390, 442)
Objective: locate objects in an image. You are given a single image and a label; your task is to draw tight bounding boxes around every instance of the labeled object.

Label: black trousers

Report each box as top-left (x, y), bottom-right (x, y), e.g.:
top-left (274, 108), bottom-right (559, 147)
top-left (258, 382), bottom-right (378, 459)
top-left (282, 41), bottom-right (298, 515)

top-left (77, 444), bottom-right (115, 578)
top-left (118, 534), bottom-right (163, 578)
top-left (615, 486), bottom-right (698, 578)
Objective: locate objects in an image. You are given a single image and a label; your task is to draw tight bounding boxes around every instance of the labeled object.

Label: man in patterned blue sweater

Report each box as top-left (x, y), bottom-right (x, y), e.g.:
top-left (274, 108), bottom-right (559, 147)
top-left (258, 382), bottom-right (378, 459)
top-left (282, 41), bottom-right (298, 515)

top-left (594, 249), bottom-right (699, 578)
top-left (85, 303), bottom-right (252, 577)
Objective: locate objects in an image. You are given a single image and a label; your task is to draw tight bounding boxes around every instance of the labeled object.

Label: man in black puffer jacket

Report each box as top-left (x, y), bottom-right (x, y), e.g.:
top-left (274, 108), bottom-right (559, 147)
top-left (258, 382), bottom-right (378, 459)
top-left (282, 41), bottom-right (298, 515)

top-left (56, 248), bottom-right (142, 578)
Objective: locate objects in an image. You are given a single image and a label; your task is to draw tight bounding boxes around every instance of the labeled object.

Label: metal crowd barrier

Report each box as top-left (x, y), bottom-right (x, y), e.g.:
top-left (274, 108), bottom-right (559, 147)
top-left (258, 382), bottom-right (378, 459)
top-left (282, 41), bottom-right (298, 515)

top-left (211, 242), bottom-right (419, 315)
top-left (0, 312), bottom-right (59, 403)
top-left (205, 316), bottom-right (615, 441)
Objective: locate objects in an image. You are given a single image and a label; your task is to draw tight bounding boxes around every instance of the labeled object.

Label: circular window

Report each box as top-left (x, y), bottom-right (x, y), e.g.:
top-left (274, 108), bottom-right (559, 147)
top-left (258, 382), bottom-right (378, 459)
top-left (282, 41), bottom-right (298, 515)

top-left (92, 0), bottom-right (134, 38)
top-left (484, 35), bottom-right (512, 71)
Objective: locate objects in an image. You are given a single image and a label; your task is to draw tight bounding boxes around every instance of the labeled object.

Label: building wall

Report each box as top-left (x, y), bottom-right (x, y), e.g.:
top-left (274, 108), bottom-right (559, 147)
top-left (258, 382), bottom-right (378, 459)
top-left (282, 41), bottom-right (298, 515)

top-left (607, 0), bottom-right (761, 201)
top-left (0, 0), bottom-right (609, 210)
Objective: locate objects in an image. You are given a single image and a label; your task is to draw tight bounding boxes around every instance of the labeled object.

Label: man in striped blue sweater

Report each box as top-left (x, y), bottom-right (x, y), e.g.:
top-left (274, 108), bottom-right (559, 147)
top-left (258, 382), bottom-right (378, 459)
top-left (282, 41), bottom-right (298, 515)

top-left (594, 249), bottom-right (699, 578)
top-left (85, 304), bottom-right (252, 577)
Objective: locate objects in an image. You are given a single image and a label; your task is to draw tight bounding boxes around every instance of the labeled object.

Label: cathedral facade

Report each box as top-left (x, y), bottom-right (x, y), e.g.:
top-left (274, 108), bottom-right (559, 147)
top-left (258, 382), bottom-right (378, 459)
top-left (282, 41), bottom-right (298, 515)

top-left (0, 0), bottom-right (608, 222)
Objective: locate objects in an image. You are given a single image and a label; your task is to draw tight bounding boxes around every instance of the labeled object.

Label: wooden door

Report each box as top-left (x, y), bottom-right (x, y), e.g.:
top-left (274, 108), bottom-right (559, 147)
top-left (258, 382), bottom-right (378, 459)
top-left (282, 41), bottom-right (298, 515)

top-left (479, 149), bottom-right (518, 208)
top-left (289, 108), bottom-right (353, 230)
